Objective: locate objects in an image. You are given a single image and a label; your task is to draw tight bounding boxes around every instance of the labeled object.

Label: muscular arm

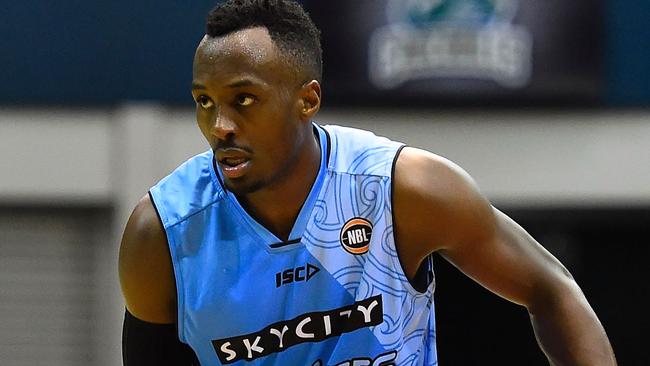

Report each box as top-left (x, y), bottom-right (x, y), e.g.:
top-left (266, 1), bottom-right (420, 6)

top-left (393, 147), bottom-right (616, 366)
top-left (118, 194), bottom-right (198, 365)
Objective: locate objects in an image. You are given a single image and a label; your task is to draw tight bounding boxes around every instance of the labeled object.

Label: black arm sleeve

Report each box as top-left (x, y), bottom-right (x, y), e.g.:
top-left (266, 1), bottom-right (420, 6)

top-left (122, 309), bottom-right (200, 366)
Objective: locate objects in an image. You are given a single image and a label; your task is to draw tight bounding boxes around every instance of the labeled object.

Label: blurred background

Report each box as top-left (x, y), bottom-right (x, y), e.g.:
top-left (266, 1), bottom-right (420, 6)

top-left (0, 0), bottom-right (648, 365)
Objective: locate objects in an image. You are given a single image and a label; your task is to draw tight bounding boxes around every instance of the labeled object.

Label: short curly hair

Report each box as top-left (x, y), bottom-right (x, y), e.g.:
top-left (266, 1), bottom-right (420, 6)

top-left (206, 0), bottom-right (322, 82)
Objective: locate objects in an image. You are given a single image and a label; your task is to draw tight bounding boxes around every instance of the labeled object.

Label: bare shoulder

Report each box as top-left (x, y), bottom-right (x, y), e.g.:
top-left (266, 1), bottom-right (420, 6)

top-left (118, 194), bottom-right (177, 324)
top-left (392, 147), bottom-right (496, 276)
top-left (394, 146), bottom-right (482, 205)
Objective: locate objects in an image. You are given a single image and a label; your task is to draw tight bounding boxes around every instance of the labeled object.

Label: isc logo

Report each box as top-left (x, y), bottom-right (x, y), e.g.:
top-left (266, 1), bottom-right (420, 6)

top-left (340, 218), bottom-right (373, 255)
top-left (275, 263), bottom-right (320, 288)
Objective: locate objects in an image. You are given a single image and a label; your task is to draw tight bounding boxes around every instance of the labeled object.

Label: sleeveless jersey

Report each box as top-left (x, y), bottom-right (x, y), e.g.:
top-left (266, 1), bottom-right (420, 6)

top-left (149, 124), bottom-right (437, 366)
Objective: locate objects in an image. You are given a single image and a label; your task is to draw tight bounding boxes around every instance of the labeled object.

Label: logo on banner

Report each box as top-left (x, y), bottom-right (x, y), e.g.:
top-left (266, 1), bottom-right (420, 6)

top-left (369, 0), bottom-right (533, 88)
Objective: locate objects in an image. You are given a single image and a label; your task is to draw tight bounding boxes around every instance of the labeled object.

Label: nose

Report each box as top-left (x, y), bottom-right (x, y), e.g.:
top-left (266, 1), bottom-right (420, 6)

top-left (210, 108), bottom-right (237, 140)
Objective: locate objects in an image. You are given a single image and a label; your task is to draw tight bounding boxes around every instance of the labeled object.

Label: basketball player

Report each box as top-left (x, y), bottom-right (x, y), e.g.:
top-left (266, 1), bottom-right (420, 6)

top-left (119, 1), bottom-right (616, 365)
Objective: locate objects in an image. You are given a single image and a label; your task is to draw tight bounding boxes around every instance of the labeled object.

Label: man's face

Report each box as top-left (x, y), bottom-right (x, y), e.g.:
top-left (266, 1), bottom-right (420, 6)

top-left (192, 27), bottom-right (308, 195)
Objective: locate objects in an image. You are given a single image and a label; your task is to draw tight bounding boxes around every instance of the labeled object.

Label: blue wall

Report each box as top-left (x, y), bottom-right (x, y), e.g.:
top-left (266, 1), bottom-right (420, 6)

top-left (0, 1), bottom-right (648, 106)
top-left (605, 0), bottom-right (650, 106)
top-left (0, 1), bottom-right (214, 105)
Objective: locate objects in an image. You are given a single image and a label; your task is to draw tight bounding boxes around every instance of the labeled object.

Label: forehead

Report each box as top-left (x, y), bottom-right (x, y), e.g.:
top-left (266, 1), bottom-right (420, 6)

top-left (193, 27), bottom-right (295, 86)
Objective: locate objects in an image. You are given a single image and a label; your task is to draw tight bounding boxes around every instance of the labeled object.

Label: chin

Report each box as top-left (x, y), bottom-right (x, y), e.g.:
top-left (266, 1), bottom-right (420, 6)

top-left (224, 178), bottom-right (264, 196)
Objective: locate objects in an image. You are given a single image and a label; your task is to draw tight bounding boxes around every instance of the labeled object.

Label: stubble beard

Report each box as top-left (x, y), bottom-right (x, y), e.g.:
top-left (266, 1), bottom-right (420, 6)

top-left (223, 128), bottom-right (313, 198)
top-left (223, 176), bottom-right (265, 196)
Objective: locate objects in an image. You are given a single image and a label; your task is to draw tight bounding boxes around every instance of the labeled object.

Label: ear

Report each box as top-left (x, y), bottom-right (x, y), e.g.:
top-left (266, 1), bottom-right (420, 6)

top-left (298, 80), bottom-right (321, 123)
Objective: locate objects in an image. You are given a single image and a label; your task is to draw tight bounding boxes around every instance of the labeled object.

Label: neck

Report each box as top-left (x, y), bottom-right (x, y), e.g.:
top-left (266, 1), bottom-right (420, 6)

top-left (238, 127), bottom-right (321, 241)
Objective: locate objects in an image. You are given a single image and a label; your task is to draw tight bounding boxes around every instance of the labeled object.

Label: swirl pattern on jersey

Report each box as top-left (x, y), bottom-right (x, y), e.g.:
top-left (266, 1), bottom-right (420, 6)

top-left (151, 124), bottom-right (438, 365)
top-left (304, 125), bottom-right (437, 366)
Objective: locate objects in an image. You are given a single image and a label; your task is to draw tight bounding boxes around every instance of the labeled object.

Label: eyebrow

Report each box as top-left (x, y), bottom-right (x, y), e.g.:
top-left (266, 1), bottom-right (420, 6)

top-left (226, 79), bottom-right (257, 88)
top-left (191, 77), bottom-right (267, 91)
top-left (191, 82), bottom-right (206, 90)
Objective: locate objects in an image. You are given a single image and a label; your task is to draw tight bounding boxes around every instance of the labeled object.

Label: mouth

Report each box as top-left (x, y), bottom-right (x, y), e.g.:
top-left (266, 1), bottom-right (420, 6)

top-left (216, 152), bottom-right (252, 179)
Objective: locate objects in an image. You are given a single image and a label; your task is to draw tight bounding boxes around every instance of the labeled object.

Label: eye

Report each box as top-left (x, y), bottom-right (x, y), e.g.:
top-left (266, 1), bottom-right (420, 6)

top-left (196, 95), bottom-right (214, 109)
top-left (235, 94), bottom-right (256, 107)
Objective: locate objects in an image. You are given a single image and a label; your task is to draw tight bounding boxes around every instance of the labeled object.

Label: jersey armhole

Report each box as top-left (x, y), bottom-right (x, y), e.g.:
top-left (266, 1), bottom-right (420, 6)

top-left (389, 145), bottom-right (435, 294)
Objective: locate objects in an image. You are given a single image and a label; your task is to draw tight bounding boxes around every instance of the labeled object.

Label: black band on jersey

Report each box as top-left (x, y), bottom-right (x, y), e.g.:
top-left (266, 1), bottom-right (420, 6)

top-left (122, 309), bottom-right (199, 366)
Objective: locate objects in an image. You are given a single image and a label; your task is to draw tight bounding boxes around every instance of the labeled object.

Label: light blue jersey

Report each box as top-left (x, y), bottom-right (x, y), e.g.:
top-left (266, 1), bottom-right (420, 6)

top-left (149, 124), bottom-right (437, 365)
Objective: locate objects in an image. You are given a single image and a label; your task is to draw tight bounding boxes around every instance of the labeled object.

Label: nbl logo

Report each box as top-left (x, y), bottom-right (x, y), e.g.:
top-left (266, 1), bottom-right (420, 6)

top-left (340, 218), bottom-right (373, 255)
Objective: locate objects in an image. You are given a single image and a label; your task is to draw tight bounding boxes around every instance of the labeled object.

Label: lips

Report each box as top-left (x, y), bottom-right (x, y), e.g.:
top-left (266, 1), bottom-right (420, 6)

top-left (216, 149), bottom-right (252, 179)
top-left (221, 156), bottom-right (248, 167)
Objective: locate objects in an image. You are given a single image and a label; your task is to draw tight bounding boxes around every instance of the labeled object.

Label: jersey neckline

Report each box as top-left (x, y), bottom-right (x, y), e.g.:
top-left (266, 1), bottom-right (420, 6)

top-left (210, 123), bottom-right (330, 250)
